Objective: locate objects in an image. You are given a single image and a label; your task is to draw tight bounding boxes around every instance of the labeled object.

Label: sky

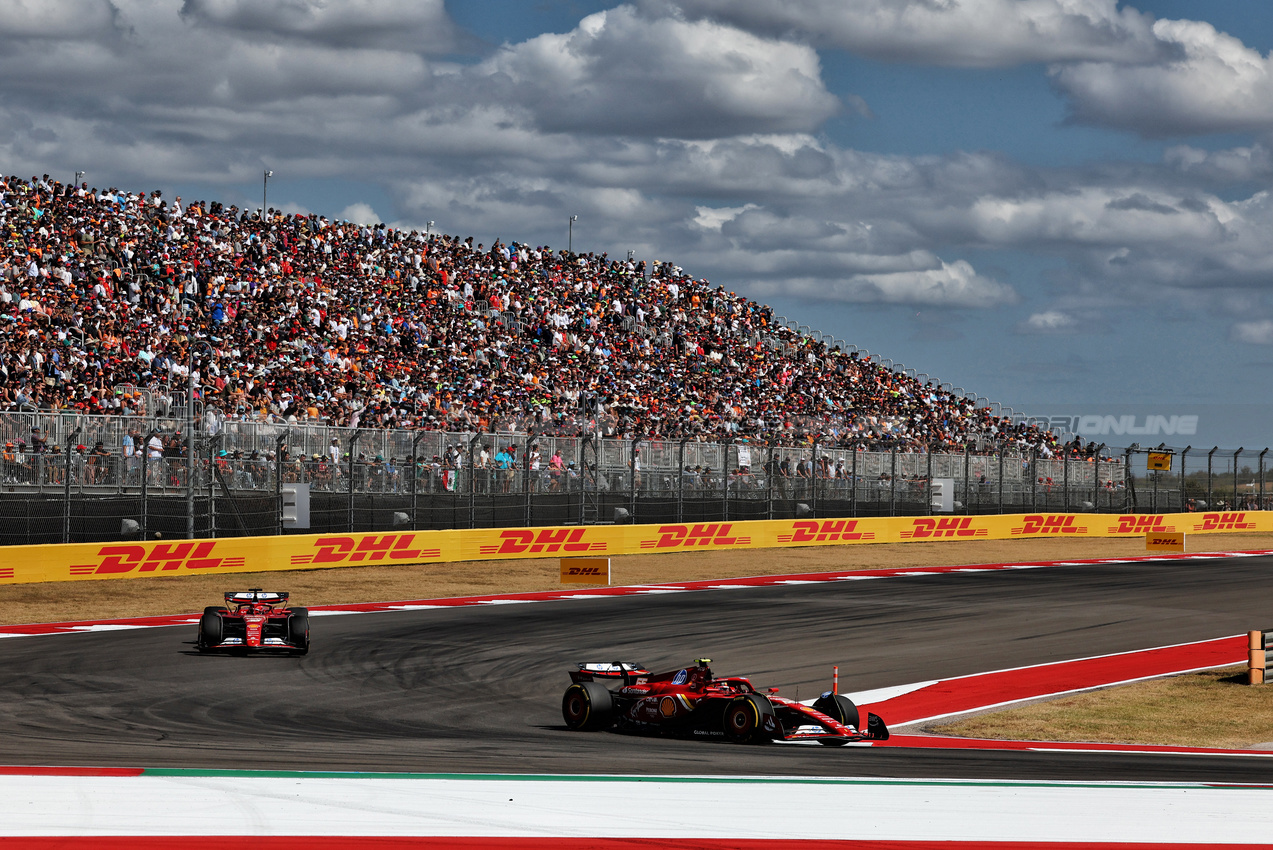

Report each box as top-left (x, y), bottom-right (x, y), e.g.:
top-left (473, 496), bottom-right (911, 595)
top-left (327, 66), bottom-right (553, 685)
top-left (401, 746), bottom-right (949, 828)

top-left (4, 0), bottom-right (1273, 444)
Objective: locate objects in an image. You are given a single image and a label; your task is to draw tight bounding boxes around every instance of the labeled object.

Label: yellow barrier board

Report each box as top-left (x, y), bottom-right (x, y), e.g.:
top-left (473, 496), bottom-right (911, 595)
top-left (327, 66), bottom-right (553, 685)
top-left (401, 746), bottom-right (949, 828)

top-left (560, 558), bottom-right (610, 584)
top-left (1146, 532), bottom-right (1186, 552)
top-left (0, 511), bottom-right (1269, 585)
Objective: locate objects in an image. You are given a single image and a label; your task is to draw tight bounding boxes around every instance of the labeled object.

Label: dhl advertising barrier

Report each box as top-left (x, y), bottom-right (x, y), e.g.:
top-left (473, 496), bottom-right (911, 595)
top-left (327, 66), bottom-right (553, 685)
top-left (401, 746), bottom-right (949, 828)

top-left (0, 511), bottom-right (1270, 586)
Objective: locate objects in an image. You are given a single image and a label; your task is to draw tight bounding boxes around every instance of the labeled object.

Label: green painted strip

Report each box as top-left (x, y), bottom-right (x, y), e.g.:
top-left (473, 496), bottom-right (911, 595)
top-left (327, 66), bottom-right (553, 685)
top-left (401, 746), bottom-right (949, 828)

top-left (136, 768), bottom-right (1264, 791)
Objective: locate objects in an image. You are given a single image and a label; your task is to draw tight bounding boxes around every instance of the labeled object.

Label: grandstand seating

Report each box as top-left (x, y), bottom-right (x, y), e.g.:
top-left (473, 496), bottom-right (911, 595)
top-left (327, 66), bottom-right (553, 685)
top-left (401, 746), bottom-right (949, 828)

top-left (0, 174), bottom-right (1058, 455)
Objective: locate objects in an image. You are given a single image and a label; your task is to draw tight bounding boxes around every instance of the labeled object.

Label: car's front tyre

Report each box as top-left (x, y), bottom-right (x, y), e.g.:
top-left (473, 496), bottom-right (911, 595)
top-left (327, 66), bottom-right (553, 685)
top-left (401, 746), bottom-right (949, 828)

top-left (197, 612), bottom-right (223, 652)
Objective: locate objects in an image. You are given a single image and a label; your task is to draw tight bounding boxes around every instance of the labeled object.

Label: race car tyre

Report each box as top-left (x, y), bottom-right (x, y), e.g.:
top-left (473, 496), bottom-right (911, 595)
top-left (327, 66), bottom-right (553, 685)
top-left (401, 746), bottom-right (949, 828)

top-left (203, 606), bottom-right (228, 615)
top-left (288, 611), bottom-right (310, 655)
top-left (562, 681), bottom-right (612, 731)
top-left (198, 612), bottom-right (223, 652)
top-left (723, 694), bottom-right (775, 744)
top-left (813, 693), bottom-right (860, 732)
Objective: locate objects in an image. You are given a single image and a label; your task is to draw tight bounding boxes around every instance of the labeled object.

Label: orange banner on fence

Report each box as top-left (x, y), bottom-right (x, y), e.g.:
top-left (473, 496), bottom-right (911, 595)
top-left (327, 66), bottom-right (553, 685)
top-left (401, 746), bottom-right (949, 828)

top-left (0, 511), bottom-right (1268, 585)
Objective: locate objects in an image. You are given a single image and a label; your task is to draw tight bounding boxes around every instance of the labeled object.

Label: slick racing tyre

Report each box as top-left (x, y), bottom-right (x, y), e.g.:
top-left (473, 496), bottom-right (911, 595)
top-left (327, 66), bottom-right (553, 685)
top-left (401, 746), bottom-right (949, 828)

top-left (723, 694), bottom-right (775, 744)
top-left (288, 608), bottom-right (310, 655)
top-left (197, 612), bottom-right (223, 652)
top-left (813, 693), bottom-right (860, 732)
top-left (203, 606), bottom-right (228, 615)
top-left (562, 681), bottom-right (613, 731)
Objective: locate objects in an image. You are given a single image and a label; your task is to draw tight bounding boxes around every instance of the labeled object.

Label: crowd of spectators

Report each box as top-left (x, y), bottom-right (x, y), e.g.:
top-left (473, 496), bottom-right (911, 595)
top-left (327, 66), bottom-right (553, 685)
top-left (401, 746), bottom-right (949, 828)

top-left (0, 174), bottom-right (1059, 454)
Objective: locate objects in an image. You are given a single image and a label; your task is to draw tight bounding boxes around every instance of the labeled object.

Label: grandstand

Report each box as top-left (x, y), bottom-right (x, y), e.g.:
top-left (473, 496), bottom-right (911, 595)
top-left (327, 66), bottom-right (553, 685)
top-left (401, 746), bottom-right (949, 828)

top-left (0, 174), bottom-right (1133, 543)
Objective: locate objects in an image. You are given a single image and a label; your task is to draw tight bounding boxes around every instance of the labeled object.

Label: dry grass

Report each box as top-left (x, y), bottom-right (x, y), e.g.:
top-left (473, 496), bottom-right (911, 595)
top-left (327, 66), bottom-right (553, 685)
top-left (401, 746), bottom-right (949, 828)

top-left (2, 532), bottom-right (1271, 626)
top-left (930, 666), bottom-right (1273, 749)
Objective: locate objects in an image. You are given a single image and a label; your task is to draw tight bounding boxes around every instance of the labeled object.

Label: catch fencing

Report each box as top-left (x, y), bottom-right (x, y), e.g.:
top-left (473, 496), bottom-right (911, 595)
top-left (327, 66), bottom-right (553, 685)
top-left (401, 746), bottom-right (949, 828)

top-left (4, 409), bottom-right (1268, 546)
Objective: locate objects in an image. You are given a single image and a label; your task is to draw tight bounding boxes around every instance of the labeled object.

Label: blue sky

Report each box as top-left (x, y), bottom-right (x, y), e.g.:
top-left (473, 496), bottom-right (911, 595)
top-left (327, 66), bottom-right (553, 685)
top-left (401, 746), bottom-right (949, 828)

top-left (4, 0), bottom-right (1273, 441)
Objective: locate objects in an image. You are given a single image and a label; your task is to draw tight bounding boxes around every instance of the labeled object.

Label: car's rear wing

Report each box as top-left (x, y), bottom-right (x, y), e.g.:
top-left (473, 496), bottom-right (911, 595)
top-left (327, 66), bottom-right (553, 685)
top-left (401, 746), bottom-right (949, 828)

top-left (226, 589), bottom-right (289, 606)
top-left (570, 662), bottom-right (651, 684)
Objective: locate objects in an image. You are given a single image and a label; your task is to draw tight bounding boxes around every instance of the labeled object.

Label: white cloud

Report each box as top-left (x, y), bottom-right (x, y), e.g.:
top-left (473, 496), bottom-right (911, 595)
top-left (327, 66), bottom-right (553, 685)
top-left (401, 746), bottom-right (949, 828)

top-left (753, 260), bottom-right (1017, 308)
top-left (1022, 310), bottom-right (1079, 332)
top-left (667, 0), bottom-right (1163, 68)
top-left (180, 0), bottom-right (465, 52)
top-left (339, 202), bottom-right (382, 225)
top-left (693, 204), bottom-right (758, 231)
top-left (473, 5), bottom-right (841, 138)
top-left (1232, 320), bottom-right (1273, 345)
top-left (1054, 18), bottom-right (1273, 136)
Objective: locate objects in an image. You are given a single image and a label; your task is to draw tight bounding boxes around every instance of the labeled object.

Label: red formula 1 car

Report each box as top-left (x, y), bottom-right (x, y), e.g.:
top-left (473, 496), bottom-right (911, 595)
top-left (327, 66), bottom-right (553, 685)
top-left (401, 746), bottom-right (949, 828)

top-left (197, 589), bottom-right (309, 655)
top-left (562, 658), bottom-right (888, 745)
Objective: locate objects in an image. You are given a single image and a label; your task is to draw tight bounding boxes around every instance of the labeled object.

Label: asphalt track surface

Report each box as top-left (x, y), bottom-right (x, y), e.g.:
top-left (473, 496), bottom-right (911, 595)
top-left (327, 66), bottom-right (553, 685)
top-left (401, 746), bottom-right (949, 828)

top-left (3, 555), bottom-right (1273, 782)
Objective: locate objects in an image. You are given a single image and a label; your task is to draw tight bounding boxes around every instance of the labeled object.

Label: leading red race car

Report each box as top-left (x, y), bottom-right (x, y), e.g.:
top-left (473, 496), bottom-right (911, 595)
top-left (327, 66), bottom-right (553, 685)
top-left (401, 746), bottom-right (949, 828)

top-left (562, 658), bottom-right (888, 745)
top-left (197, 589), bottom-right (310, 655)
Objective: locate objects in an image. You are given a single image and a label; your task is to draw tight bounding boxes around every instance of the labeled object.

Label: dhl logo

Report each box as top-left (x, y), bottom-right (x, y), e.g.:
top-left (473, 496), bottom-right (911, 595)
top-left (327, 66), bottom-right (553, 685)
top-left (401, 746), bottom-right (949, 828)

top-left (1194, 512), bottom-right (1256, 532)
top-left (1149, 536), bottom-right (1181, 546)
top-left (69, 542), bottom-right (245, 576)
top-left (1011, 515), bottom-right (1088, 536)
top-left (0, 567), bottom-right (15, 579)
top-left (479, 528), bottom-right (606, 555)
top-left (291, 534), bottom-right (441, 565)
top-left (778, 520), bottom-right (875, 543)
top-left (639, 523), bottom-right (752, 549)
top-left (1108, 515), bottom-right (1174, 534)
top-left (900, 517), bottom-right (988, 539)
top-left (565, 566), bottom-right (605, 576)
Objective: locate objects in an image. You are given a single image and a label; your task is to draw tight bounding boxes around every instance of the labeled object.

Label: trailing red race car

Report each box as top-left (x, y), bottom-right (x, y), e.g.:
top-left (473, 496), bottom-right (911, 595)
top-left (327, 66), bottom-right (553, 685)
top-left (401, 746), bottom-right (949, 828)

top-left (562, 658), bottom-right (888, 745)
top-left (197, 589), bottom-right (309, 655)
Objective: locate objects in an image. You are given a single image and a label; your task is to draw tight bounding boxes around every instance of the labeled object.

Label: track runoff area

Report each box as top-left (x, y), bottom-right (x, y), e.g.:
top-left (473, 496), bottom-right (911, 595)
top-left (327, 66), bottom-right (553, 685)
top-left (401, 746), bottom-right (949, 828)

top-left (4, 549), bottom-right (1273, 846)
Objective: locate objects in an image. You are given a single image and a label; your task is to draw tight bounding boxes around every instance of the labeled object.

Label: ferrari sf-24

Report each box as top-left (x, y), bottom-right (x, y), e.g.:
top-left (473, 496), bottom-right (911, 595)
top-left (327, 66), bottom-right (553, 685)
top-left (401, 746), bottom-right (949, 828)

top-left (196, 589), bottom-right (310, 654)
top-left (562, 658), bottom-right (888, 745)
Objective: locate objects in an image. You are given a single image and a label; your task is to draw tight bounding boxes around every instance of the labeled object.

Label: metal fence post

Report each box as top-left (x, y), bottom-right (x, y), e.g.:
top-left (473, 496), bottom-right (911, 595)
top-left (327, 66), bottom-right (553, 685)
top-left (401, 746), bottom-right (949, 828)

top-left (1259, 448), bottom-right (1269, 510)
top-left (411, 431), bottom-right (425, 531)
top-left (962, 443), bottom-right (971, 515)
top-left (678, 437), bottom-right (690, 524)
top-left (468, 432), bottom-right (483, 529)
top-left (1030, 450), bottom-right (1038, 511)
top-left (997, 446), bottom-right (1005, 514)
top-left (1234, 447), bottom-right (1245, 510)
top-left (889, 447), bottom-right (897, 517)
top-left (140, 429), bottom-right (157, 540)
top-left (629, 437), bottom-right (639, 523)
top-left (186, 428), bottom-right (195, 540)
top-left (1207, 446), bottom-right (1218, 510)
top-left (63, 427), bottom-right (81, 544)
top-left (925, 448), bottom-right (933, 514)
top-left (723, 436), bottom-right (733, 522)
top-left (1063, 451), bottom-right (1070, 513)
top-left (1179, 445), bottom-right (1190, 509)
top-left (1093, 443), bottom-right (1105, 512)
top-left (768, 443), bottom-right (778, 521)
top-left (850, 443), bottom-right (858, 518)
top-left (275, 431), bottom-right (287, 536)
top-left (348, 430), bottom-right (363, 533)
top-left (207, 435), bottom-right (220, 538)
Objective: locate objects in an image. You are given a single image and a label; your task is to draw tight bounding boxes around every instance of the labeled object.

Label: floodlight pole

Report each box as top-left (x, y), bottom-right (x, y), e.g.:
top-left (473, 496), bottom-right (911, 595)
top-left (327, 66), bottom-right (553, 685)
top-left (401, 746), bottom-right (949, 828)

top-left (568, 215), bottom-right (577, 253)
top-left (263, 170), bottom-right (273, 218)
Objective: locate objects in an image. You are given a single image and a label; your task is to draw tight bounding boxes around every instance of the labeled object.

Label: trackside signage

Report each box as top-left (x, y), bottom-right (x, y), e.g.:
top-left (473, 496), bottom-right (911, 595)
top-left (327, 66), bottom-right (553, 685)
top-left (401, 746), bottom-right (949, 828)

top-left (1, 511), bottom-right (1269, 585)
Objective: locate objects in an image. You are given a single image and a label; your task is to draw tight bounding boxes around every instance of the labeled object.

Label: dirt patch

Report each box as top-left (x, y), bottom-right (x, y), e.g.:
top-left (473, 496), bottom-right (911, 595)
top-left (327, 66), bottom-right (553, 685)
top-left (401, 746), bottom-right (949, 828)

top-left (929, 666), bottom-right (1273, 749)
top-left (3, 533), bottom-right (1272, 626)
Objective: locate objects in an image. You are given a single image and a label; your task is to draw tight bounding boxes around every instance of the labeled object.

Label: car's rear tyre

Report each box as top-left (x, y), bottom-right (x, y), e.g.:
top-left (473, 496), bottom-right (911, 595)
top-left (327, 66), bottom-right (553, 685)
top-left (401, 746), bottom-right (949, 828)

top-left (288, 610), bottom-right (310, 655)
top-left (203, 606), bottom-right (228, 615)
top-left (198, 612), bottom-right (223, 652)
top-left (562, 681), bottom-right (612, 731)
top-left (723, 694), bottom-right (774, 744)
top-left (813, 693), bottom-right (860, 732)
